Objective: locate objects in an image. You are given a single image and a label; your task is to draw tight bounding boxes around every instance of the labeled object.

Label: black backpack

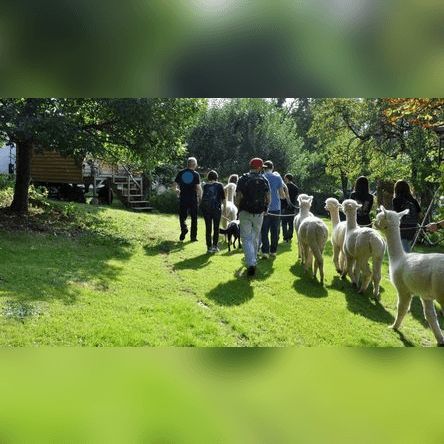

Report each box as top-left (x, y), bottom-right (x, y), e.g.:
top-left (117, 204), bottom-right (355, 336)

top-left (201, 183), bottom-right (220, 212)
top-left (241, 173), bottom-right (268, 214)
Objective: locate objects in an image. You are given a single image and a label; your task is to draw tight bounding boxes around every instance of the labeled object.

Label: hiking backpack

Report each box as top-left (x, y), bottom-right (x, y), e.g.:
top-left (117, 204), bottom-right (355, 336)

top-left (241, 173), bottom-right (268, 214)
top-left (200, 183), bottom-right (220, 212)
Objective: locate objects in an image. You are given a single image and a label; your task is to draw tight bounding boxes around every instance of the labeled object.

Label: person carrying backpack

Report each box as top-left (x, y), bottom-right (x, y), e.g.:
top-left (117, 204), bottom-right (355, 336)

top-left (235, 158), bottom-right (270, 277)
top-left (392, 180), bottom-right (422, 252)
top-left (201, 170), bottom-right (225, 253)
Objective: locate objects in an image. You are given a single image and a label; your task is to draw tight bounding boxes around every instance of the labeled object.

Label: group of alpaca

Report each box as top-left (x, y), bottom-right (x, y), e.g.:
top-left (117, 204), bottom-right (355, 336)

top-left (296, 194), bottom-right (444, 346)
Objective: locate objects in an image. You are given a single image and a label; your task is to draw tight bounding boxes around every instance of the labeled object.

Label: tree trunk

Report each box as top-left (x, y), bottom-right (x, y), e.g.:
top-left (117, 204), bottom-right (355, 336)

top-left (10, 140), bottom-right (33, 214)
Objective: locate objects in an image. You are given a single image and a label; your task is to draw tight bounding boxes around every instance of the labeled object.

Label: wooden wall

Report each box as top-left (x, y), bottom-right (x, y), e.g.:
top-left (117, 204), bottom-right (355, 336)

top-left (31, 150), bottom-right (84, 184)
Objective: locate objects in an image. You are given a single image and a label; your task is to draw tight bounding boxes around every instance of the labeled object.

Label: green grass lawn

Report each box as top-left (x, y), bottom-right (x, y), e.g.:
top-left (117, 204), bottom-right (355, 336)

top-left (0, 202), bottom-right (443, 346)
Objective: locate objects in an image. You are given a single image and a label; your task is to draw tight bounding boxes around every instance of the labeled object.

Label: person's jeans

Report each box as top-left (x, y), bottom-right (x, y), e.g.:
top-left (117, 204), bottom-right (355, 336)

top-left (203, 209), bottom-right (221, 248)
top-left (261, 210), bottom-right (281, 254)
top-left (281, 208), bottom-right (295, 241)
top-left (401, 238), bottom-right (412, 253)
top-left (239, 210), bottom-right (264, 267)
top-left (179, 200), bottom-right (198, 239)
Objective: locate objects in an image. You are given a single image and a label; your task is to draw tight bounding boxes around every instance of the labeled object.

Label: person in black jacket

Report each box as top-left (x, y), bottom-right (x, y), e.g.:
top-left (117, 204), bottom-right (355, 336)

top-left (281, 174), bottom-right (299, 242)
top-left (392, 180), bottom-right (421, 252)
top-left (173, 157), bottom-right (202, 242)
top-left (350, 176), bottom-right (374, 227)
top-left (201, 170), bottom-right (225, 253)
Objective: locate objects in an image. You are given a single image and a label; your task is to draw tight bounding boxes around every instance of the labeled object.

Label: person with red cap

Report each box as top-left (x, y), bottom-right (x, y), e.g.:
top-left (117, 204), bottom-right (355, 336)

top-left (235, 158), bottom-right (270, 277)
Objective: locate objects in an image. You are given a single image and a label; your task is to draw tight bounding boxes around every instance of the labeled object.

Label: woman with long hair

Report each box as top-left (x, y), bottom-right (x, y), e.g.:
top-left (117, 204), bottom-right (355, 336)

top-left (350, 176), bottom-right (374, 227)
top-left (392, 180), bottom-right (421, 252)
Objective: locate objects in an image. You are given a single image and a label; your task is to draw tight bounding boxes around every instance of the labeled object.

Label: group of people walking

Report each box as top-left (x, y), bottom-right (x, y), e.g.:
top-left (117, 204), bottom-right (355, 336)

top-left (173, 156), bottom-right (442, 277)
top-left (173, 157), bottom-right (299, 276)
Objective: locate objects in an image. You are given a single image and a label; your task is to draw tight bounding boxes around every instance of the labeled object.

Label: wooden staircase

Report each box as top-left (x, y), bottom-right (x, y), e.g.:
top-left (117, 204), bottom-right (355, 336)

top-left (94, 170), bottom-right (153, 212)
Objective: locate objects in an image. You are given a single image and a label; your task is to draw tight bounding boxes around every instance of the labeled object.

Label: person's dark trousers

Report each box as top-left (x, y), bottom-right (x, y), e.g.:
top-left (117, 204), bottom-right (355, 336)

top-left (261, 210), bottom-right (281, 254)
top-left (281, 208), bottom-right (294, 241)
top-left (203, 209), bottom-right (221, 248)
top-left (179, 200), bottom-right (198, 240)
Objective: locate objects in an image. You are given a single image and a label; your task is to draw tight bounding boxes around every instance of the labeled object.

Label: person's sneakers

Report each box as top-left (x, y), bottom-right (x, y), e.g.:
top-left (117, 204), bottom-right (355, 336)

top-left (270, 252), bottom-right (277, 258)
top-left (179, 229), bottom-right (188, 241)
top-left (207, 248), bottom-right (213, 254)
top-left (261, 253), bottom-right (269, 259)
top-left (190, 238), bottom-right (198, 242)
top-left (247, 266), bottom-right (256, 277)
top-left (212, 246), bottom-right (220, 253)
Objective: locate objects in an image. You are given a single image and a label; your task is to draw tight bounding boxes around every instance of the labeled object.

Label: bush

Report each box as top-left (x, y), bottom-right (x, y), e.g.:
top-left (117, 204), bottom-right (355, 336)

top-left (150, 190), bottom-right (179, 214)
top-left (0, 174), bottom-right (14, 190)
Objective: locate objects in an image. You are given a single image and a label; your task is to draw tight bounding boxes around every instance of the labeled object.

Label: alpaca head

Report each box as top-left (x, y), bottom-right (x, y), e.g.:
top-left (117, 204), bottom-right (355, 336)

top-left (324, 197), bottom-right (341, 213)
top-left (298, 194), bottom-right (313, 211)
top-left (340, 199), bottom-right (362, 217)
top-left (374, 206), bottom-right (409, 232)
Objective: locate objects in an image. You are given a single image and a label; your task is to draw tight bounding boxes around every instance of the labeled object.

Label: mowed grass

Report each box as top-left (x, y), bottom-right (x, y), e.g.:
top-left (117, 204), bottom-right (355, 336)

top-left (0, 202), bottom-right (443, 346)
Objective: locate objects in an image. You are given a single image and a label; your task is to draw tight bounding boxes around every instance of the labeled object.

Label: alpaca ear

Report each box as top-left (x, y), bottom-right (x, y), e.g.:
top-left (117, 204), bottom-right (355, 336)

top-left (309, 195), bottom-right (314, 203)
top-left (379, 205), bottom-right (387, 214)
top-left (398, 209), bottom-right (410, 218)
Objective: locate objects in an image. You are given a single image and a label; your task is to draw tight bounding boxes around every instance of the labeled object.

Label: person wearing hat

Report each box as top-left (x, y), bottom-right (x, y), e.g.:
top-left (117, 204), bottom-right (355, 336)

top-left (235, 158), bottom-right (270, 277)
top-left (260, 160), bottom-right (286, 258)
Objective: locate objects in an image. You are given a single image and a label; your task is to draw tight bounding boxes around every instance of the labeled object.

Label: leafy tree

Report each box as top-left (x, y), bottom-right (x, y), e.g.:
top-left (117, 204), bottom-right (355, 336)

top-left (0, 98), bottom-right (205, 213)
top-left (187, 98), bottom-right (304, 179)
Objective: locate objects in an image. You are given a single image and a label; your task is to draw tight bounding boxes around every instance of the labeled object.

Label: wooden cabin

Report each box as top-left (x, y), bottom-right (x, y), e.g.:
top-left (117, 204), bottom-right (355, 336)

top-left (31, 150), bottom-right (84, 184)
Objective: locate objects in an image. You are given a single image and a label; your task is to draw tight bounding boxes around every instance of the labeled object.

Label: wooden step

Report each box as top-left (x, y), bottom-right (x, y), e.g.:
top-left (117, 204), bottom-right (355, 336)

top-left (132, 206), bottom-right (154, 211)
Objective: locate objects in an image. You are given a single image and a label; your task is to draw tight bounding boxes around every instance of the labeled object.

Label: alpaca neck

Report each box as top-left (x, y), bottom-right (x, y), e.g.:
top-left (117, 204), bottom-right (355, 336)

top-left (384, 225), bottom-right (406, 262)
top-left (330, 209), bottom-right (340, 228)
top-left (225, 184), bottom-right (235, 203)
top-left (300, 207), bottom-right (311, 218)
top-left (346, 212), bottom-right (358, 231)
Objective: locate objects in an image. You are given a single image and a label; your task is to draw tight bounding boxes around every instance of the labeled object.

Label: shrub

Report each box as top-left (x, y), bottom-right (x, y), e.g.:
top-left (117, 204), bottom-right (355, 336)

top-left (150, 190), bottom-right (179, 214)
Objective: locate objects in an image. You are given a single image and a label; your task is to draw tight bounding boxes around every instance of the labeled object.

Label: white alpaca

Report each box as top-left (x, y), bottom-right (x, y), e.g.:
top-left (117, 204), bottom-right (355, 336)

top-left (324, 198), bottom-right (347, 274)
top-left (221, 183), bottom-right (238, 228)
top-left (374, 207), bottom-right (444, 345)
top-left (341, 199), bottom-right (386, 300)
top-left (298, 214), bottom-right (329, 284)
top-left (294, 194), bottom-right (313, 260)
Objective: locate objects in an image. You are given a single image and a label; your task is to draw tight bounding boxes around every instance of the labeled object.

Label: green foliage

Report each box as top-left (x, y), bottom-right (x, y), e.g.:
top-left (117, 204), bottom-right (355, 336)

top-left (187, 98), bottom-right (304, 178)
top-left (0, 174), bottom-right (14, 189)
top-left (149, 190), bottom-right (178, 214)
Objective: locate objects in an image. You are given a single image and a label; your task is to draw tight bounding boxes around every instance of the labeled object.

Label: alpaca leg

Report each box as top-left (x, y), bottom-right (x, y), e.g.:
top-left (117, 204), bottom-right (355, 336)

top-left (339, 251), bottom-right (346, 274)
top-left (358, 260), bottom-right (372, 294)
top-left (333, 245), bottom-right (340, 273)
top-left (297, 235), bottom-right (302, 260)
top-left (312, 247), bottom-right (324, 284)
top-left (299, 242), bottom-right (305, 265)
top-left (372, 257), bottom-right (383, 301)
top-left (307, 250), bottom-right (314, 276)
top-left (421, 299), bottom-right (444, 345)
top-left (344, 254), bottom-right (354, 282)
top-left (391, 292), bottom-right (412, 330)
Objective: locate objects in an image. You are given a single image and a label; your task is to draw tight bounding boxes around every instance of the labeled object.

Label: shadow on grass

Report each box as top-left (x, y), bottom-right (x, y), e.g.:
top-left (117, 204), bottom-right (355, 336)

top-left (144, 239), bottom-right (186, 256)
top-left (173, 253), bottom-right (211, 270)
top-left (206, 259), bottom-right (275, 306)
top-left (206, 275), bottom-right (254, 306)
top-left (290, 263), bottom-right (328, 298)
top-left (329, 276), bottom-right (395, 325)
top-left (0, 229), bottom-right (133, 309)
